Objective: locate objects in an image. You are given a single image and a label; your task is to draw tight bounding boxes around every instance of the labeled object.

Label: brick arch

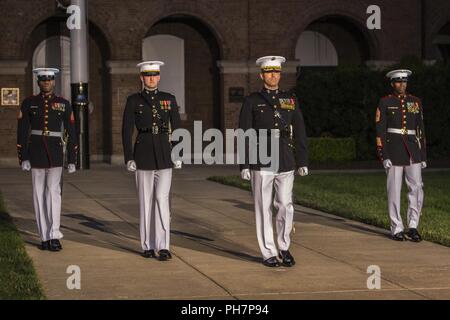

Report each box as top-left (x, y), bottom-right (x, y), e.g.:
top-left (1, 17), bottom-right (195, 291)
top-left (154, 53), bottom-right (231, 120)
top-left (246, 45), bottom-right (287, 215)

top-left (22, 16), bottom-right (112, 90)
top-left (430, 15), bottom-right (450, 36)
top-left (22, 15), bottom-right (113, 159)
top-left (22, 14), bottom-right (113, 61)
top-left (19, 12), bottom-right (61, 60)
top-left (285, 8), bottom-right (380, 62)
top-left (141, 11), bottom-right (226, 60)
top-left (87, 20), bottom-right (112, 61)
top-left (431, 17), bottom-right (450, 62)
top-left (142, 12), bottom-right (223, 131)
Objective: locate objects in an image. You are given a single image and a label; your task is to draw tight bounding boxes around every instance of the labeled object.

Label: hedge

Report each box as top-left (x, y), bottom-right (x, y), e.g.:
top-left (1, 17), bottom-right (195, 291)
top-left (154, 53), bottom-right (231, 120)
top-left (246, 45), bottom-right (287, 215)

top-left (307, 137), bottom-right (356, 163)
top-left (294, 59), bottom-right (450, 160)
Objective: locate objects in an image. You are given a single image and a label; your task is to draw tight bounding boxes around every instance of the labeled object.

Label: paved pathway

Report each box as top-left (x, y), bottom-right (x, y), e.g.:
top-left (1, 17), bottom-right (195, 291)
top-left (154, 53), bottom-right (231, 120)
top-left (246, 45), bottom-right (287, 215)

top-left (1, 164), bottom-right (449, 299)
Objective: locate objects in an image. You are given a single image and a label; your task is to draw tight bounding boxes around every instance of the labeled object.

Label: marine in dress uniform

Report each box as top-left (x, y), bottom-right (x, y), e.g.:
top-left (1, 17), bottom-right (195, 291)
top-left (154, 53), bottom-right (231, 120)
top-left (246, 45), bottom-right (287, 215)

top-left (122, 61), bottom-right (182, 261)
top-left (239, 56), bottom-right (309, 267)
top-left (17, 68), bottom-right (78, 251)
top-left (376, 69), bottom-right (427, 242)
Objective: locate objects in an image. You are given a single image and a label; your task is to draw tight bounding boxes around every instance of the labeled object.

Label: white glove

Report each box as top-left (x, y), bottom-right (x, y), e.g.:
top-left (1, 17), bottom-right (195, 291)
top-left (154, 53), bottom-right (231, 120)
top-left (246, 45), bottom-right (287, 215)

top-left (383, 159), bottom-right (393, 169)
top-left (21, 160), bottom-right (31, 171)
top-left (67, 164), bottom-right (76, 174)
top-left (174, 160), bottom-right (182, 169)
top-left (240, 169), bottom-right (251, 181)
top-left (297, 167), bottom-right (309, 177)
top-left (127, 160), bottom-right (137, 172)
top-left (421, 161), bottom-right (427, 169)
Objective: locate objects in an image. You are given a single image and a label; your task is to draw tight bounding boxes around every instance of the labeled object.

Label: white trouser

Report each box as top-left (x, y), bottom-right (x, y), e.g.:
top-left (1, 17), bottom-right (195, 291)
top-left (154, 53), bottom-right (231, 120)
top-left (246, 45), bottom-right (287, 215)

top-left (386, 163), bottom-right (424, 235)
top-left (31, 167), bottom-right (64, 241)
top-left (135, 169), bottom-right (172, 251)
top-left (251, 170), bottom-right (295, 260)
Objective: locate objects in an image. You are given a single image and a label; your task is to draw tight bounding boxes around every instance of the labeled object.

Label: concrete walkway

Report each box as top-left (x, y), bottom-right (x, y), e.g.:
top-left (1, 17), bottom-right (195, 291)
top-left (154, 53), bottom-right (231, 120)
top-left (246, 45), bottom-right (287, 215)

top-left (0, 164), bottom-right (449, 300)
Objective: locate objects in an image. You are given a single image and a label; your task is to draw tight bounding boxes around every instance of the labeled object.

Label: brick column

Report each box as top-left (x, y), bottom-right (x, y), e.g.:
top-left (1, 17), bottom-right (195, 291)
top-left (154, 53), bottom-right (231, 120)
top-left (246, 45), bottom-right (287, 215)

top-left (217, 61), bottom-right (249, 130)
top-left (0, 60), bottom-right (28, 163)
top-left (106, 60), bottom-right (141, 165)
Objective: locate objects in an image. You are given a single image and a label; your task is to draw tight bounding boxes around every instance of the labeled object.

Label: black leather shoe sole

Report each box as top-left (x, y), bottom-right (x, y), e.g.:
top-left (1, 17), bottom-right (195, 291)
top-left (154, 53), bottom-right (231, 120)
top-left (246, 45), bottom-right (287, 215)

top-left (39, 241), bottom-right (50, 250)
top-left (158, 250), bottom-right (172, 261)
top-left (392, 233), bottom-right (405, 241)
top-left (262, 258), bottom-right (280, 268)
top-left (158, 254), bottom-right (173, 261)
top-left (279, 252), bottom-right (296, 267)
top-left (142, 250), bottom-right (156, 258)
top-left (52, 240), bottom-right (62, 250)
top-left (281, 260), bottom-right (296, 267)
top-left (405, 235), bottom-right (422, 242)
top-left (48, 240), bottom-right (62, 252)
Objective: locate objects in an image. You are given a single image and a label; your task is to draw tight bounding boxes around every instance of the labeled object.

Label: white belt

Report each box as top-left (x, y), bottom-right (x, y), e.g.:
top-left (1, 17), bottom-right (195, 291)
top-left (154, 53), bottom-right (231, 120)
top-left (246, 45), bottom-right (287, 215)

top-left (387, 128), bottom-right (416, 135)
top-left (31, 130), bottom-right (63, 138)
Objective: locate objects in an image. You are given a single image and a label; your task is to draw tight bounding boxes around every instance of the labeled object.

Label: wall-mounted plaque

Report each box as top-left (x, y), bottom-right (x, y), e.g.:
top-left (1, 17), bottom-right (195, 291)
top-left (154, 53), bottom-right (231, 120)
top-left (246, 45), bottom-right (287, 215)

top-left (229, 87), bottom-right (245, 103)
top-left (1, 88), bottom-right (20, 106)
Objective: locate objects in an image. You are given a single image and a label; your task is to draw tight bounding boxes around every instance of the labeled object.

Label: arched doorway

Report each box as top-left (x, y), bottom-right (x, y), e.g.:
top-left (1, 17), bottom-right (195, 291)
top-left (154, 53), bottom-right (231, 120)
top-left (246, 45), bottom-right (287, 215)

top-left (296, 31), bottom-right (338, 67)
top-left (296, 15), bottom-right (372, 67)
top-left (27, 17), bottom-right (112, 162)
top-left (434, 22), bottom-right (450, 62)
top-left (144, 15), bottom-right (222, 132)
top-left (143, 35), bottom-right (186, 114)
top-left (32, 36), bottom-right (71, 98)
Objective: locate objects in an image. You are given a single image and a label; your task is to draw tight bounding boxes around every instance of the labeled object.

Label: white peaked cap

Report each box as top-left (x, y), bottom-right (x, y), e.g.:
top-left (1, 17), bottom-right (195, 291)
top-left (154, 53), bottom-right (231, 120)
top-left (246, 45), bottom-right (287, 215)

top-left (386, 69), bottom-right (412, 81)
top-left (256, 56), bottom-right (286, 70)
top-left (32, 68), bottom-right (60, 77)
top-left (137, 61), bottom-right (165, 73)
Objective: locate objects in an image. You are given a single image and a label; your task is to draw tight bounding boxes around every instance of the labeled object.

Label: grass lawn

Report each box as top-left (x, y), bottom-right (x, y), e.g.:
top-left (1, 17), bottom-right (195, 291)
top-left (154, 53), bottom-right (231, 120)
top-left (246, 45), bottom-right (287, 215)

top-left (0, 193), bottom-right (45, 299)
top-left (208, 171), bottom-right (450, 247)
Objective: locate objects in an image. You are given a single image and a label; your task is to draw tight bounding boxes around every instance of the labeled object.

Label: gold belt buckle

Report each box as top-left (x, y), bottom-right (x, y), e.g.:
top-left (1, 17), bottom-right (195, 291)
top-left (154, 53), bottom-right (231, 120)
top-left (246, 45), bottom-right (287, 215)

top-left (43, 130), bottom-right (50, 136)
top-left (401, 128), bottom-right (407, 135)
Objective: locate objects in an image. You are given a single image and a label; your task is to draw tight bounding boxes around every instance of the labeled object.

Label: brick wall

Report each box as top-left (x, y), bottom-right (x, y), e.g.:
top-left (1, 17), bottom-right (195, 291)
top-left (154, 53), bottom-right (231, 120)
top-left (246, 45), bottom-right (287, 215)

top-left (1, 0), bottom-right (449, 162)
top-left (0, 73), bottom-right (26, 158)
top-left (424, 0), bottom-right (450, 60)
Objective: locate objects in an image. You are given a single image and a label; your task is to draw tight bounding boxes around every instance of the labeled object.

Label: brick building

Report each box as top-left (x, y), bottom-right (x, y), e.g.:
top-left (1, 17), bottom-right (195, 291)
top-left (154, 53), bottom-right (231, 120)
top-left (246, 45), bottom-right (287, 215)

top-left (0, 0), bottom-right (449, 164)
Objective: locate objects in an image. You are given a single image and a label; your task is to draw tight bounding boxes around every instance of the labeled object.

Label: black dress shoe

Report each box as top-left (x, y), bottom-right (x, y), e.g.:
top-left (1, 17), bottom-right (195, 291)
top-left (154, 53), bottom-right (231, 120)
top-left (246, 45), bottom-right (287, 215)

top-left (262, 257), bottom-right (280, 268)
top-left (142, 249), bottom-right (156, 258)
top-left (406, 228), bottom-right (422, 242)
top-left (158, 249), bottom-right (172, 261)
top-left (52, 239), bottom-right (62, 250)
top-left (279, 250), bottom-right (296, 267)
top-left (48, 239), bottom-right (62, 252)
top-left (392, 231), bottom-right (406, 241)
top-left (40, 241), bottom-right (50, 250)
